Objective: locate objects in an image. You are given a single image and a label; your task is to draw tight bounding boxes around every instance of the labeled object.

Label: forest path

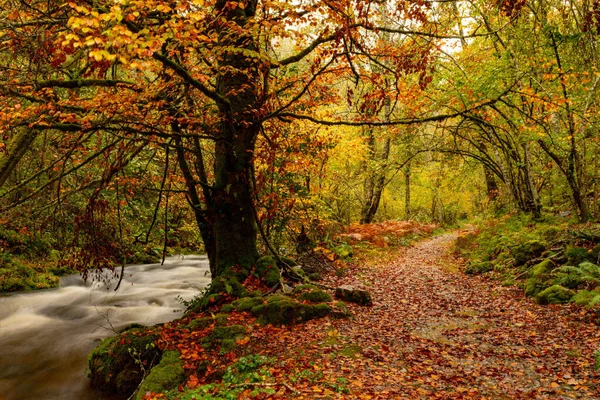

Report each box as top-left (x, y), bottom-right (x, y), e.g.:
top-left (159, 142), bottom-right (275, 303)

top-left (262, 232), bottom-right (600, 399)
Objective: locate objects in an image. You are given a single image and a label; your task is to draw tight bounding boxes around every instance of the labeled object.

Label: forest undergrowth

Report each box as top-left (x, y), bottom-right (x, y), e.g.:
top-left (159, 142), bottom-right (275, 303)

top-left (126, 221), bottom-right (600, 399)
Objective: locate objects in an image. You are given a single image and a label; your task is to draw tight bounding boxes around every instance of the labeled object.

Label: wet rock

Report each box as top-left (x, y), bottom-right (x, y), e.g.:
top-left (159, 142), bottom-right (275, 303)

top-left (334, 285), bottom-right (373, 306)
top-left (88, 328), bottom-right (161, 395)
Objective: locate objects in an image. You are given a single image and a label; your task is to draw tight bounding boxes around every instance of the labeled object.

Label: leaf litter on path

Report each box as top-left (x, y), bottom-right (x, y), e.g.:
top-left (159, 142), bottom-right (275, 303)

top-left (254, 233), bottom-right (600, 399)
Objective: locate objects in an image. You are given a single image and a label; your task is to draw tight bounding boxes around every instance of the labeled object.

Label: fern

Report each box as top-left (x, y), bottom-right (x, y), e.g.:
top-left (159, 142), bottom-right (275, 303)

top-left (553, 262), bottom-right (600, 289)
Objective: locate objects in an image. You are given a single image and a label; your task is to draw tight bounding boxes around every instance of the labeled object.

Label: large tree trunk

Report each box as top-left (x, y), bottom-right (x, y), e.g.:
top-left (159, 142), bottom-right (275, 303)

top-left (209, 0), bottom-right (261, 276)
top-left (212, 136), bottom-right (260, 274)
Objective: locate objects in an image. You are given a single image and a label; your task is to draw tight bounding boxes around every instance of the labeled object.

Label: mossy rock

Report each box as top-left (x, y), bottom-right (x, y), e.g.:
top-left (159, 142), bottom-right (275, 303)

top-left (88, 328), bottom-right (161, 395)
top-left (255, 256), bottom-right (281, 287)
top-left (233, 296), bottom-right (265, 312)
top-left (220, 304), bottom-right (235, 313)
top-left (334, 286), bottom-right (373, 306)
top-left (251, 299), bottom-right (331, 326)
top-left (524, 259), bottom-right (556, 297)
top-left (536, 285), bottom-right (575, 305)
top-left (511, 240), bottom-right (547, 266)
top-left (465, 261), bottom-right (494, 275)
top-left (219, 338), bottom-right (237, 354)
top-left (331, 301), bottom-right (351, 318)
top-left (187, 317), bottom-right (214, 331)
top-left (292, 284), bottom-right (318, 294)
top-left (266, 294), bottom-right (292, 303)
top-left (197, 325), bottom-right (248, 354)
top-left (211, 325), bottom-right (247, 340)
top-left (297, 289), bottom-right (332, 303)
top-left (135, 351), bottom-right (184, 400)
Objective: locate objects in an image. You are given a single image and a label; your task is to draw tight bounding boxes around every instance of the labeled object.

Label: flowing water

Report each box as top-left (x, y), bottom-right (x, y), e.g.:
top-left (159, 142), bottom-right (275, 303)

top-left (0, 255), bottom-right (211, 400)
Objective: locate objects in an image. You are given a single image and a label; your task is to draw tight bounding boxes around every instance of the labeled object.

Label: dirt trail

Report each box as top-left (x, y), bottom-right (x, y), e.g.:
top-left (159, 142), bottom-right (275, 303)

top-left (261, 233), bottom-right (600, 399)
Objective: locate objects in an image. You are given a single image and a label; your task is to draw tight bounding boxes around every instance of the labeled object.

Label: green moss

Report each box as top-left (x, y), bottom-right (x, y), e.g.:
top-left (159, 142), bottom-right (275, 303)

top-left (219, 339), bottom-right (237, 354)
top-left (186, 317), bottom-right (214, 331)
top-left (511, 240), bottom-right (547, 266)
top-left (0, 259), bottom-right (60, 292)
top-left (190, 293), bottom-right (224, 313)
top-left (553, 262), bottom-right (600, 289)
top-left (266, 294), bottom-right (292, 303)
top-left (211, 325), bottom-right (247, 340)
top-left (251, 299), bottom-right (331, 326)
top-left (536, 285), bottom-right (575, 305)
top-left (254, 256), bottom-right (281, 287)
top-left (220, 304), bottom-right (235, 313)
top-left (292, 284), bottom-right (318, 294)
top-left (135, 351), bottom-right (184, 400)
top-left (334, 286), bottom-right (373, 306)
top-left (465, 261), bottom-right (494, 275)
top-left (524, 259), bottom-right (556, 297)
top-left (211, 276), bottom-right (247, 298)
top-left (333, 243), bottom-right (353, 259)
top-left (336, 344), bottom-right (362, 358)
top-left (234, 296), bottom-right (265, 312)
top-left (566, 246), bottom-right (596, 266)
top-left (571, 290), bottom-right (600, 306)
top-left (88, 328), bottom-right (161, 395)
top-left (278, 257), bottom-right (298, 267)
top-left (297, 289), bottom-right (332, 303)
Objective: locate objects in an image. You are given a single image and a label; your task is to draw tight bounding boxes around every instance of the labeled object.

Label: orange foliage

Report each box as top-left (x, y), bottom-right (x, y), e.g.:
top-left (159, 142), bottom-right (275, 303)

top-left (340, 220), bottom-right (437, 247)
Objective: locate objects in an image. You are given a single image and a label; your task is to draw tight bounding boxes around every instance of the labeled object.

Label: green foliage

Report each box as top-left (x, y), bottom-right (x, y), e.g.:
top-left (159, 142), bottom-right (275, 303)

top-left (292, 284), bottom-right (318, 294)
top-left (232, 296), bottom-right (265, 312)
top-left (465, 261), bottom-right (493, 275)
top-left (461, 214), bottom-right (566, 268)
top-left (571, 290), bottom-right (600, 306)
top-left (535, 285), bottom-right (575, 305)
top-left (88, 327), bottom-right (161, 395)
top-left (167, 355), bottom-right (276, 400)
top-left (135, 351), bottom-right (184, 400)
top-left (511, 240), bottom-right (547, 266)
top-left (594, 350), bottom-right (600, 371)
top-left (553, 262), bottom-right (600, 289)
top-left (254, 256), bottom-right (281, 287)
top-left (524, 259), bottom-right (556, 297)
top-left (566, 246), bottom-right (598, 266)
top-left (332, 243), bottom-right (353, 259)
top-left (297, 289), bottom-right (333, 303)
top-left (251, 297), bottom-right (332, 326)
top-left (0, 257), bottom-right (60, 291)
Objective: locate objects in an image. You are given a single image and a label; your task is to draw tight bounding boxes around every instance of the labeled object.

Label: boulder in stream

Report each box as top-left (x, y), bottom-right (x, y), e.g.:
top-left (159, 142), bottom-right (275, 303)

top-left (88, 327), bottom-right (161, 395)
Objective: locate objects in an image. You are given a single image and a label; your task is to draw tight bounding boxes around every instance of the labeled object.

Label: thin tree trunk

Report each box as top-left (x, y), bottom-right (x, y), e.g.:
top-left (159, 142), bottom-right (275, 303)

top-left (404, 162), bottom-right (411, 220)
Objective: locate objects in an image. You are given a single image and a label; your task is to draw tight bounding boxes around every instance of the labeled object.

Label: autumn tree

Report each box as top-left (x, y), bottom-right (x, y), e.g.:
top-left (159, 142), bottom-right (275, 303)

top-left (1, 0), bottom-right (503, 290)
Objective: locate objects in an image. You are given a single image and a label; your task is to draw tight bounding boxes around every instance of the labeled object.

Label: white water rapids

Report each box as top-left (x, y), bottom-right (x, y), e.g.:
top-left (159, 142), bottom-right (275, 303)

top-left (0, 255), bottom-right (211, 400)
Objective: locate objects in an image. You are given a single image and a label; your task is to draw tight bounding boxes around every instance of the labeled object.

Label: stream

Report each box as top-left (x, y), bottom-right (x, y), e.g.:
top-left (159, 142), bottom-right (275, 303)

top-left (0, 255), bottom-right (211, 400)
